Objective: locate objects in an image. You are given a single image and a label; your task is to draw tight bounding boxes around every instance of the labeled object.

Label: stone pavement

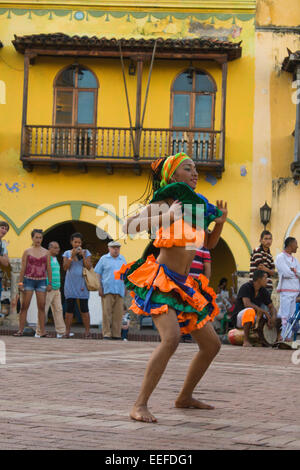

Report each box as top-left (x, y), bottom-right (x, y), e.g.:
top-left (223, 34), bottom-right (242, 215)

top-left (0, 335), bottom-right (300, 450)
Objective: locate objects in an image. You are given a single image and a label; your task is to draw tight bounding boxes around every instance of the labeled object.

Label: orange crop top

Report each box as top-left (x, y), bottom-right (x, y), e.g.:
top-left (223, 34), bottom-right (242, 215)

top-left (153, 219), bottom-right (205, 249)
top-left (150, 182), bottom-right (221, 249)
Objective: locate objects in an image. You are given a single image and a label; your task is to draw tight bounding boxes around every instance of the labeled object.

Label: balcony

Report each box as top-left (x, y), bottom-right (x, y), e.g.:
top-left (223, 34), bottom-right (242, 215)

top-left (22, 125), bottom-right (224, 175)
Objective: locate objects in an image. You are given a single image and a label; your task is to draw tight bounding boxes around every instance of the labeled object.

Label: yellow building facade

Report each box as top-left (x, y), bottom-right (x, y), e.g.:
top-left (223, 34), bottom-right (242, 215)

top-left (0, 0), bottom-right (257, 293)
top-left (254, 0), bottom-right (300, 264)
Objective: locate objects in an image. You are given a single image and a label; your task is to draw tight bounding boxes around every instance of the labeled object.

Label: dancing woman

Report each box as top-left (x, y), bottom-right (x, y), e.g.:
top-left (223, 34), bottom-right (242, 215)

top-left (116, 153), bottom-right (228, 423)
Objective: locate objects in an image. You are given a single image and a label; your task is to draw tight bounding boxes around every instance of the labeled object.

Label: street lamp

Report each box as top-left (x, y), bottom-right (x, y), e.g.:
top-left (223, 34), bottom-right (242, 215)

top-left (128, 61), bottom-right (136, 76)
top-left (260, 202), bottom-right (272, 229)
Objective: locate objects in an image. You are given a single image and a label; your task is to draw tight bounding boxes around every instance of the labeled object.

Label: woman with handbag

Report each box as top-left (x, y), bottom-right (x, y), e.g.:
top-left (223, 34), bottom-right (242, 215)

top-left (63, 232), bottom-right (92, 339)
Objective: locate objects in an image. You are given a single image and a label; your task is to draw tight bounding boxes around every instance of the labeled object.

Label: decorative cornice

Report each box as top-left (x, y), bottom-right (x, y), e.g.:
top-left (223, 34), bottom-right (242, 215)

top-left (0, 8), bottom-right (255, 23)
top-left (0, 1), bottom-right (257, 13)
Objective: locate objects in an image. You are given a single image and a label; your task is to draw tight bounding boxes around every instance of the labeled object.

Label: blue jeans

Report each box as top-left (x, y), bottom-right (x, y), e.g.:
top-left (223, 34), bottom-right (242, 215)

top-left (23, 277), bottom-right (47, 292)
top-left (121, 328), bottom-right (128, 340)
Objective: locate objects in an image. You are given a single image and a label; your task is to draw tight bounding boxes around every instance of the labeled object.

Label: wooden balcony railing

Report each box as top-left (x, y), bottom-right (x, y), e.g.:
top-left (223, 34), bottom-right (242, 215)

top-left (22, 125), bottom-right (224, 172)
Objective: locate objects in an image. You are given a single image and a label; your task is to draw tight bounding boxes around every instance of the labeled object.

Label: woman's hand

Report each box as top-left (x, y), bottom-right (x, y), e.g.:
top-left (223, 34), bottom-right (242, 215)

top-left (18, 282), bottom-right (24, 292)
top-left (168, 200), bottom-right (182, 222)
top-left (98, 287), bottom-right (104, 298)
top-left (46, 284), bottom-right (52, 292)
top-left (214, 200), bottom-right (228, 224)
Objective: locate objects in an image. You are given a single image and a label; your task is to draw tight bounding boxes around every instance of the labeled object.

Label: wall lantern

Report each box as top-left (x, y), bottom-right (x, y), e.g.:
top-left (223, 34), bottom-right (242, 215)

top-left (128, 61), bottom-right (136, 76)
top-left (260, 202), bottom-right (272, 229)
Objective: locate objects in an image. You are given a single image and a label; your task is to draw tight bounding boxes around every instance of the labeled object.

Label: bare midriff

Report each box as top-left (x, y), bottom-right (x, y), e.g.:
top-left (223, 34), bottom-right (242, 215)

top-left (156, 246), bottom-right (196, 276)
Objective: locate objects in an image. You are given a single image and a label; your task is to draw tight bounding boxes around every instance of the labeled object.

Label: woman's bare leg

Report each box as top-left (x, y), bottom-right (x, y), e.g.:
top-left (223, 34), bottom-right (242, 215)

top-left (18, 291), bottom-right (34, 333)
top-left (36, 291), bottom-right (47, 336)
top-left (81, 312), bottom-right (90, 336)
top-left (130, 308), bottom-right (181, 423)
top-left (175, 322), bottom-right (221, 409)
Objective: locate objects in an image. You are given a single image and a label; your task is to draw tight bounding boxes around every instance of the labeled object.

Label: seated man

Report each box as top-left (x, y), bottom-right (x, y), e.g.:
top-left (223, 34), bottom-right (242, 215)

top-left (233, 270), bottom-right (277, 347)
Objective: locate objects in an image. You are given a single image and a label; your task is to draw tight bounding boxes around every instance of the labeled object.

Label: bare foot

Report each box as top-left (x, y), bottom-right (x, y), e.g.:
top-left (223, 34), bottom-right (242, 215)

top-left (175, 397), bottom-right (214, 410)
top-left (243, 341), bottom-right (253, 347)
top-left (130, 405), bottom-right (157, 423)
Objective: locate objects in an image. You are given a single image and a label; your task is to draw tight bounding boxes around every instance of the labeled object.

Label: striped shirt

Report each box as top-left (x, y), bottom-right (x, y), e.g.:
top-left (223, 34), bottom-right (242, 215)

top-left (46, 256), bottom-right (61, 290)
top-left (189, 248), bottom-right (211, 279)
top-left (249, 245), bottom-right (275, 290)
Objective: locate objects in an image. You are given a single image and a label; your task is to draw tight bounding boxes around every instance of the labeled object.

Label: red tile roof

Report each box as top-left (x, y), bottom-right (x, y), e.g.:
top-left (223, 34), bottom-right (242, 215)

top-left (13, 33), bottom-right (242, 60)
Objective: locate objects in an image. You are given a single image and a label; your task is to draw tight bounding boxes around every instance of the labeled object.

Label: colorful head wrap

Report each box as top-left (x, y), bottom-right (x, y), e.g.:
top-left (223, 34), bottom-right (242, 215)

top-left (160, 152), bottom-right (190, 188)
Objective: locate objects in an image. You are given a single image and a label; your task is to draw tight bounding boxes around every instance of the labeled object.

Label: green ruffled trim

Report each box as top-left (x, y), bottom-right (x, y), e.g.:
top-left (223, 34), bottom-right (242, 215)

top-left (150, 182), bottom-right (222, 230)
top-left (124, 258), bottom-right (212, 324)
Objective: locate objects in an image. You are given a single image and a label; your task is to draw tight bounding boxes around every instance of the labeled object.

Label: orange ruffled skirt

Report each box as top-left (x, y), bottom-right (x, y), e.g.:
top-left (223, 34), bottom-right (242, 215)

top-left (115, 255), bottom-right (219, 335)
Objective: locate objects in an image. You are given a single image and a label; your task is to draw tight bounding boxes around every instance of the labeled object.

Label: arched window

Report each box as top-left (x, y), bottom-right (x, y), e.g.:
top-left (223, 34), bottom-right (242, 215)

top-left (54, 65), bottom-right (98, 126)
top-left (171, 69), bottom-right (216, 129)
top-left (170, 69), bottom-right (217, 159)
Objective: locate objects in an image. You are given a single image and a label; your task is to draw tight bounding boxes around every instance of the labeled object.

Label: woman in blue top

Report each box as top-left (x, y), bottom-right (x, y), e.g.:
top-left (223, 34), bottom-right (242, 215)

top-left (63, 232), bottom-right (92, 339)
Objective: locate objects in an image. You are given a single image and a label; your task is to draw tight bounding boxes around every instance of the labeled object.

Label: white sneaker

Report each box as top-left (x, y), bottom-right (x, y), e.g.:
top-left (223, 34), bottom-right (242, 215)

top-left (123, 338), bottom-right (128, 342)
top-left (61, 332), bottom-right (75, 338)
top-left (56, 333), bottom-right (74, 338)
top-left (35, 333), bottom-right (40, 338)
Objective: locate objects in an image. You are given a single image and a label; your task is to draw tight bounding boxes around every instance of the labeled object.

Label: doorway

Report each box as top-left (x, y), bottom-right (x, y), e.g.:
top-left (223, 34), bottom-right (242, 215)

top-left (42, 220), bottom-right (111, 325)
top-left (210, 238), bottom-right (237, 293)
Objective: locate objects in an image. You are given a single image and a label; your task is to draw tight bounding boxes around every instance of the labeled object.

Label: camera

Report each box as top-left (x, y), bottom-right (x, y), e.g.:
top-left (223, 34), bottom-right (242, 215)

top-left (76, 247), bottom-right (83, 260)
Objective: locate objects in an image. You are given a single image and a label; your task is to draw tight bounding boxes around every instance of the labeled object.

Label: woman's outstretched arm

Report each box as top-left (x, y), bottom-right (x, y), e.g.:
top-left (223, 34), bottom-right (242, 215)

top-left (123, 200), bottom-right (182, 236)
top-left (206, 201), bottom-right (228, 250)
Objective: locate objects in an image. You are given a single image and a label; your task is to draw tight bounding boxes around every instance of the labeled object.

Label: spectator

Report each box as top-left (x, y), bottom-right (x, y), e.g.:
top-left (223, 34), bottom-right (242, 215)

top-left (14, 229), bottom-right (52, 337)
top-left (250, 230), bottom-right (275, 294)
top-left (95, 241), bottom-right (126, 340)
top-left (189, 247), bottom-right (211, 280)
top-left (233, 270), bottom-right (277, 347)
top-left (275, 237), bottom-right (300, 341)
top-left (182, 247), bottom-right (211, 342)
top-left (63, 233), bottom-right (92, 339)
top-left (121, 311), bottom-right (130, 342)
top-left (0, 221), bottom-right (10, 301)
top-left (36, 241), bottom-right (68, 339)
top-left (214, 278), bottom-right (233, 333)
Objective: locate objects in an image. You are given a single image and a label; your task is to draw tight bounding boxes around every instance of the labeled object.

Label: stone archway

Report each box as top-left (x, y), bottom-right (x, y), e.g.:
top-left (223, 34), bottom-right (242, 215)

top-left (43, 220), bottom-right (111, 266)
top-left (27, 220), bottom-right (112, 327)
top-left (210, 238), bottom-right (237, 292)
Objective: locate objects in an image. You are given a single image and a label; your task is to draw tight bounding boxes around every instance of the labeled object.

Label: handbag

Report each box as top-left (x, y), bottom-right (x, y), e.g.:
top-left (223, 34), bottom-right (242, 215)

top-left (82, 267), bottom-right (100, 291)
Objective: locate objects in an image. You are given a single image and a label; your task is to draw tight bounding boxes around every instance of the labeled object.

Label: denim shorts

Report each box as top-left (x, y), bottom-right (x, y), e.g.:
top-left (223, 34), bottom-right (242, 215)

top-left (23, 277), bottom-right (47, 293)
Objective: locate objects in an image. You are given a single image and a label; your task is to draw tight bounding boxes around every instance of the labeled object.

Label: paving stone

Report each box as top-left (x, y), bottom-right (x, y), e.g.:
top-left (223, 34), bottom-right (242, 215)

top-left (1, 335), bottom-right (300, 450)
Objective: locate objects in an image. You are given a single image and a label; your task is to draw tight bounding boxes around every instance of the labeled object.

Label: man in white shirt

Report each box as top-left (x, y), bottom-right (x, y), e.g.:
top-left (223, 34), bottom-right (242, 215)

top-left (275, 237), bottom-right (300, 340)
